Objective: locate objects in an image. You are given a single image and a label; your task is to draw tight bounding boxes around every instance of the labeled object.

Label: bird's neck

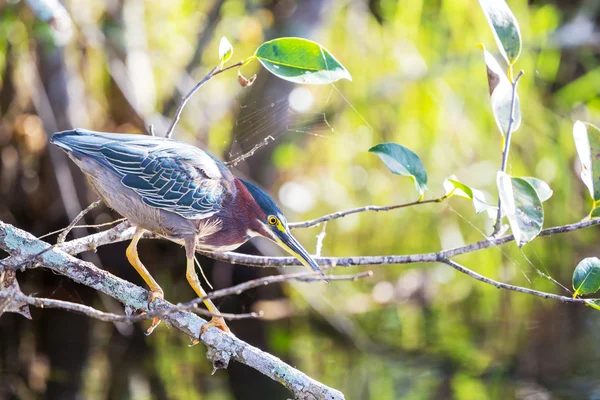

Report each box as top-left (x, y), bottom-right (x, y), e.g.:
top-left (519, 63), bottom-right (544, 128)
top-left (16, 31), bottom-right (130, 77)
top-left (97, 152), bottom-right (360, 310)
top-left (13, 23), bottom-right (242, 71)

top-left (230, 178), bottom-right (268, 235)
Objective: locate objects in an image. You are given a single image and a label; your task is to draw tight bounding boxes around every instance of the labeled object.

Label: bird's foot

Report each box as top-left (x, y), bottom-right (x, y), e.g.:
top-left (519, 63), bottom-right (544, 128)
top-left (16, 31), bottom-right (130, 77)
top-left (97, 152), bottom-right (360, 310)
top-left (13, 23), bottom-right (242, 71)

top-left (201, 316), bottom-right (231, 335)
top-left (144, 290), bottom-right (164, 336)
top-left (190, 316), bottom-right (233, 347)
top-left (189, 316), bottom-right (231, 346)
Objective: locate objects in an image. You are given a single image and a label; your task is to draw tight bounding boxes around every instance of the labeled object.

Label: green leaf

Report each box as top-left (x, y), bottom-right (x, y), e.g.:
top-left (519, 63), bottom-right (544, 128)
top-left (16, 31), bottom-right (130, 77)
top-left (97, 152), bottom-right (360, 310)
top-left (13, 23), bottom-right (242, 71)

top-left (443, 177), bottom-right (495, 215)
top-left (590, 207), bottom-right (600, 219)
top-left (573, 121), bottom-right (600, 202)
top-left (479, 45), bottom-right (521, 137)
top-left (573, 257), bottom-right (600, 297)
top-left (369, 143), bottom-right (427, 196)
top-left (497, 172), bottom-right (543, 247)
top-left (521, 177), bottom-right (553, 202)
top-left (478, 0), bottom-right (522, 65)
top-left (255, 37), bottom-right (351, 85)
top-left (584, 299), bottom-right (600, 311)
top-left (219, 36), bottom-right (233, 66)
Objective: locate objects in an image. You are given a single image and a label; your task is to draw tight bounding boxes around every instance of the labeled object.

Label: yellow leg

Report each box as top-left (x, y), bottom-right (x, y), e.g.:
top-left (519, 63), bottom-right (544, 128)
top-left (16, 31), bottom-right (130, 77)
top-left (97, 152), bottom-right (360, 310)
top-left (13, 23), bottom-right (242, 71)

top-left (126, 228), bottom-right (164, 335)
top-left (185, 240), bottom-right (231, 338)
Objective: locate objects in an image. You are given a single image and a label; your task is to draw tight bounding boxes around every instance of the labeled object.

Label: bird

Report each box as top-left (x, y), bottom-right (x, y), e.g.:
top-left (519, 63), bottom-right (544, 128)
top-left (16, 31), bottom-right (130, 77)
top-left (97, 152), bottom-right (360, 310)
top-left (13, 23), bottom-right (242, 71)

top-left (51, 128), bottom-right (322, 336)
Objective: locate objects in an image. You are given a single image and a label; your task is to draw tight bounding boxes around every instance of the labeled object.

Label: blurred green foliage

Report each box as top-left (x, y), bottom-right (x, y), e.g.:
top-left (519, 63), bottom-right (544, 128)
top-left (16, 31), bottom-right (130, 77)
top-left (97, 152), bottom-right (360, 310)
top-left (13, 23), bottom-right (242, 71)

top-left (2, 0), bottom-right (600, 399)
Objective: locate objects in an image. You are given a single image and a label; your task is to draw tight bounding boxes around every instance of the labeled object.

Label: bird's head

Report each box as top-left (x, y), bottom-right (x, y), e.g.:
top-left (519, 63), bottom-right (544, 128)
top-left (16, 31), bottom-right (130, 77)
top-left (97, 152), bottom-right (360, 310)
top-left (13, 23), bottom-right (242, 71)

top-left (240, 179), bottom-right (321, 273)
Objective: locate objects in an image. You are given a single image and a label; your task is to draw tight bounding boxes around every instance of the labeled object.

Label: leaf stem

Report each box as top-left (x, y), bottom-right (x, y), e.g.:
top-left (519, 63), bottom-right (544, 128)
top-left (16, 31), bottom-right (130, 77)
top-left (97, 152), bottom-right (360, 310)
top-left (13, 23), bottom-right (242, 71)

top-left (491, 69), bottom-right (524, 237)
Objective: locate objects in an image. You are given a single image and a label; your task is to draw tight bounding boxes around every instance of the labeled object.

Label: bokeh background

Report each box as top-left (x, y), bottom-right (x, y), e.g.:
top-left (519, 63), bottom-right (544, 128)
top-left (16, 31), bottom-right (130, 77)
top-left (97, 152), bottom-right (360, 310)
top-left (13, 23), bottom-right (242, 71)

top-left (1, 0), bottom-right (600, 399)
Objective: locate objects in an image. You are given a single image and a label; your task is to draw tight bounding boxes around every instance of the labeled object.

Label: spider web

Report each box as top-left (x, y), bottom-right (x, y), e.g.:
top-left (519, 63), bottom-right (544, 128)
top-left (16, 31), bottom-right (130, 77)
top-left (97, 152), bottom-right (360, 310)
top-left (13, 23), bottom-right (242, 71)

top-left (225, 87), bottom-right (345, 163)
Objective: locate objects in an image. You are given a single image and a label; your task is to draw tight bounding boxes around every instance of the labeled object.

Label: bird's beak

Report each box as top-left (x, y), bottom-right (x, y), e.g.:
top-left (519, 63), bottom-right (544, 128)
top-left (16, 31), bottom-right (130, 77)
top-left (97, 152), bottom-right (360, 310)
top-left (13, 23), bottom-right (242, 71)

top-left (273, 229), bottom-right (322, 273)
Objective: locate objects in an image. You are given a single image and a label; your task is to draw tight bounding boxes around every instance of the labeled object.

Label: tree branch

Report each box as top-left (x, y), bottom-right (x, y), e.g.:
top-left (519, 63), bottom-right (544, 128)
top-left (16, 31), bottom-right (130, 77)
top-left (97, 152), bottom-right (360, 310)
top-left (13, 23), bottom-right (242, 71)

top-left (6, 209), bottom-right (596, 311)
top-left (0, 290), bottom-right (261, 322)
top-left (57, 198), bottom-right (102, 243)
top-left (46, 217), bottom-right (600, 271)
top-left (225, 135), bottom-right (274, 167)
top-left (288, 196), bottom-right (448, 229)
top-left (161, 0), bottom-right (227, 116)
top-left (0, 270), bottom-right (371, 324)
top-left (4, 206), bottom-right (600, 325)
top-left (165, 61), bottom-right (245, 138)
top-left (439, 258), bottom-right (583, 303)
top-left (0, 220), bottom-right (345, 400)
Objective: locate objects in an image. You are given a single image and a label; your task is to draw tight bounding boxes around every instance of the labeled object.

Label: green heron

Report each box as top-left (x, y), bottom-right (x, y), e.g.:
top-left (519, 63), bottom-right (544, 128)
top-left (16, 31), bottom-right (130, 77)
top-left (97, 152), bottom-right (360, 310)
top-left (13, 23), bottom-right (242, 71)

top-left (51, 129), bottom-right (322, 334)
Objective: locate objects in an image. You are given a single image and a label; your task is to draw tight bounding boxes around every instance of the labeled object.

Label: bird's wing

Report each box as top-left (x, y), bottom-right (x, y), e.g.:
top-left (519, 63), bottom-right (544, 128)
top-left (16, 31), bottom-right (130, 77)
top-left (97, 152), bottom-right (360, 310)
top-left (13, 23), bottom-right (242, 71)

top-left (99, 140), bottom-right (227, 219)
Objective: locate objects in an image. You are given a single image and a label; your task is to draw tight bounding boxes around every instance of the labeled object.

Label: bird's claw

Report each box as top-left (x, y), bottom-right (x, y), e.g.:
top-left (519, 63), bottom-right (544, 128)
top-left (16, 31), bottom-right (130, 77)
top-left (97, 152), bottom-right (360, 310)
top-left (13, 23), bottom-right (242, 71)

top-left (188, 317), bottom-right (229, 347)
top-left (144, 290), bottom-right (164, 335)
top-left (144, 318), bottom-right (162, 336)
top-left (200, 316), bottom-right (231, 335)
top-left (148, 290), bottom-right (164, 303)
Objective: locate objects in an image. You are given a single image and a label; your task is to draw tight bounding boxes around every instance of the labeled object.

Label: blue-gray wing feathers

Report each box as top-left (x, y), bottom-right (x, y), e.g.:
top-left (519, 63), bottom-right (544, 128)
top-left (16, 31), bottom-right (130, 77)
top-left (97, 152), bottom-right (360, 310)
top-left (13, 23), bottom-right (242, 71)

top-left (57, 132), bottom-right (226, 219)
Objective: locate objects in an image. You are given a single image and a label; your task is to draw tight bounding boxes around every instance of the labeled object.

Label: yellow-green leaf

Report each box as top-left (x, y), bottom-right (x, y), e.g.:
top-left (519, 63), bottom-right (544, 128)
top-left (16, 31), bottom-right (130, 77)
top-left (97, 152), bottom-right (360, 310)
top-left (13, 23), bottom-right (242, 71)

top-left (443, 177), bottom-right (495, 215)
top-left (219, 36), bottom-right (233, 66)
top-left (255, 37), bottom-right (351, 84)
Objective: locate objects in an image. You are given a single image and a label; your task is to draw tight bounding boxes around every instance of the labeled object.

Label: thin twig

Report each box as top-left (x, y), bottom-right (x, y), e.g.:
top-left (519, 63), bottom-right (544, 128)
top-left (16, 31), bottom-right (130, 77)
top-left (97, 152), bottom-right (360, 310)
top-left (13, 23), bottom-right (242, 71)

top-left (491, 70), bottom-right (525, 237)
top-left (123, 270), bottom-right (372, 322)
top-left (165, 61), bottom-right (244, 139)
top-left (161, 0), bottom-right (227, 115)
top-left (440, 258), bottom-right (585, 303)
top-left (315, 222), bottom-right (327, 257)
top-left (37, 218), bottom-right (127, 240)
top-left (57, 199), bottom-right (102, 243)
top-left (0, 271), bottom-right (372, 323)
top-left (225, 136), bottom-right (274, 167)
top-left (289, 196), bottom-right (448, 229)
top-left (0, 290), bottom-right (260, 321)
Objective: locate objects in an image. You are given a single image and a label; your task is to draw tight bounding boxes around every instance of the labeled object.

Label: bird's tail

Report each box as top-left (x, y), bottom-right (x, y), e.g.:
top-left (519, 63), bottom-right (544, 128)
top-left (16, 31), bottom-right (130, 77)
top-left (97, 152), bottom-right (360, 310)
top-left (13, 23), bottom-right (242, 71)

top-left (50, 129), bottom-right (115, 158)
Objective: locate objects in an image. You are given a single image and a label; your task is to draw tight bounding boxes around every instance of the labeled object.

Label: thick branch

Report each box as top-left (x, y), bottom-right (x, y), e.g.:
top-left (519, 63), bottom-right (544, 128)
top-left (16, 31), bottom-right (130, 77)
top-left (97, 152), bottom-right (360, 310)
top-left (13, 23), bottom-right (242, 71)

top-left (0, 221), bottom-right (344, 400)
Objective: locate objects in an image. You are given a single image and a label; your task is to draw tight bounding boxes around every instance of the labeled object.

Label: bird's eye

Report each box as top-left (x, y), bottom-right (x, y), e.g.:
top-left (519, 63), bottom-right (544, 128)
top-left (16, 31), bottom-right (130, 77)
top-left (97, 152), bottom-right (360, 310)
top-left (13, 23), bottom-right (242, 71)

top-left (268, 215), bottom-right (278, 225)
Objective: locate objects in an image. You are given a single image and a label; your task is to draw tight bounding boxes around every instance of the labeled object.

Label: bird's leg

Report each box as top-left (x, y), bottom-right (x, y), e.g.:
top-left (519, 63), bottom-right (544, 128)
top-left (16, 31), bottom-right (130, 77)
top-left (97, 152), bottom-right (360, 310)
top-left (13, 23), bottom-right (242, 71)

top-left (184, 239), bottom-right (231, 341)
top-left (126, 228), bottom-right (164, 335)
